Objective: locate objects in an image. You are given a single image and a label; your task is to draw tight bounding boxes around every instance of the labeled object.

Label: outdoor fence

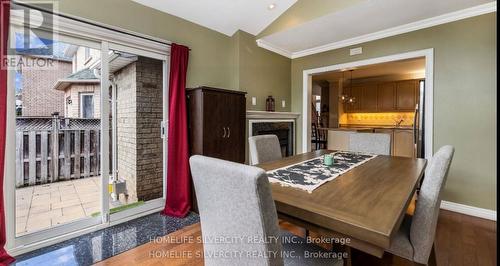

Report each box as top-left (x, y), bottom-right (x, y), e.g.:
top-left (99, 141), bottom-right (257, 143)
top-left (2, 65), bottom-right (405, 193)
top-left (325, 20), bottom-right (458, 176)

top-left (15, 115), bottom-right (101, 188)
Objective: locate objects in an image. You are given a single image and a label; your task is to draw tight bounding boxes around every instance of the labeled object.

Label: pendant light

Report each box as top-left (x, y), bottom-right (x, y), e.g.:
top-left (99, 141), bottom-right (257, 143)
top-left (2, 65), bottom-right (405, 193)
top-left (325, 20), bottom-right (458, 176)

top-left (339, 71), bottom-right (349, 103)
top-left (347, 70), bottom-right (356, 104)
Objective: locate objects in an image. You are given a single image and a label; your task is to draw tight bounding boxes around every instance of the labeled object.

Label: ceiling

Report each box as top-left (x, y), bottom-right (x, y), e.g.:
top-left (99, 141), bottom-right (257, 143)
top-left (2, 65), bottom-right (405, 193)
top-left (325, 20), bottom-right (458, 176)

top-left (313, 57), bottom-right (426, 82)
top-left (258, 0), bottom-right (495, 58)
top-left (132, 0), bottom-right (297, 36)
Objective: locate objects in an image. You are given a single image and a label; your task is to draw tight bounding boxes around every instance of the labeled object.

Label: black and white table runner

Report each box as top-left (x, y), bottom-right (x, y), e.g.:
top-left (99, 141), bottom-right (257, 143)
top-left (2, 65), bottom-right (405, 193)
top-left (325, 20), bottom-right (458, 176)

top-left (266, 151), bottom-right (377, 193)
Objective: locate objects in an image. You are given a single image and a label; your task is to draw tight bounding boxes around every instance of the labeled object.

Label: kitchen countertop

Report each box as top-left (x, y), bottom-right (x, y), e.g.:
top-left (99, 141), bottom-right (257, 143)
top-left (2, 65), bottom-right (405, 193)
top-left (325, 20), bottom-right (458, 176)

top-left (322, 125), bottom-right (414, 131)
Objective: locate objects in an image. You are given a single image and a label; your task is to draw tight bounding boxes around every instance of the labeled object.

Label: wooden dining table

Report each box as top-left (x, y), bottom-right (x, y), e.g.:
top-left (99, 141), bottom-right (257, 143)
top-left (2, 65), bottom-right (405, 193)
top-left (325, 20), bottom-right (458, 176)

top-left (257, 149), bottom-right (427, 258)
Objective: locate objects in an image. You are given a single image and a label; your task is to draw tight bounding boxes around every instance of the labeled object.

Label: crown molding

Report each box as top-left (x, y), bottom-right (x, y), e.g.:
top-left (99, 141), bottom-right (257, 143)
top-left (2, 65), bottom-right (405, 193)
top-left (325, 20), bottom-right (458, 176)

top-left (257, 2), bottom-right (497, 59)
top-left (256, 39), bottom-right (292, 58)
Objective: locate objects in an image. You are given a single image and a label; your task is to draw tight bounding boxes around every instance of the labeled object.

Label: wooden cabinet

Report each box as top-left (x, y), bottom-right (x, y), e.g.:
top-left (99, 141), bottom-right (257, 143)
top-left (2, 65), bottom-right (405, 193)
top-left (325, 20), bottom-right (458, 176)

top-left (186, 87), bottom-right (246, 163)
top-left (393, 129), bottom-right (415, 158)
top-left (374, 128), bottom-right (415, 158)
top-left (377, 83), bottom-right (396, 111)
top-left (344, 86), bottom-right (362, 112)
top-left (187, 87), bottom-right (246, 212)
top-left (344, 79), bottom-right (419, 113)
top-left (396, 80), bottom-right (418, 110)
top-left (360, 84), bottom-right (378, 111)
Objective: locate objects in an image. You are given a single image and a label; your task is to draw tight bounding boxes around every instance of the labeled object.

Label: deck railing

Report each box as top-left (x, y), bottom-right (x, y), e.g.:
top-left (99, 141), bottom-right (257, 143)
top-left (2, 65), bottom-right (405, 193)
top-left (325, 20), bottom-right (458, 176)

top-left (15, 114), bottom-right (101, 188)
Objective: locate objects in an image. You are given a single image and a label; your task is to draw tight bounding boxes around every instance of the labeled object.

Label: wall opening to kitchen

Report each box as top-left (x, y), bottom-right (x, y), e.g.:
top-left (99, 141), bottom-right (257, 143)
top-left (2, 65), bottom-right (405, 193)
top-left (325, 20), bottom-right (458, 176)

top-left (302, 49), bottom-right (434, 159)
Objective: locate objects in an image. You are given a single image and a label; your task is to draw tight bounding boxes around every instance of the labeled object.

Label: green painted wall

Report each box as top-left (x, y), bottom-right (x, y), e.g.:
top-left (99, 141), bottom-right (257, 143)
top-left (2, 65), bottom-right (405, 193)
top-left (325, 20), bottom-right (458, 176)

top-left (258, 0), bottom-right (364, 38)
top-left (233, 31), bottom-right (291, 111)
top-left (291, 13), bottom-right (497, 210)
top-left (51, 0), bottom-right (291, 111)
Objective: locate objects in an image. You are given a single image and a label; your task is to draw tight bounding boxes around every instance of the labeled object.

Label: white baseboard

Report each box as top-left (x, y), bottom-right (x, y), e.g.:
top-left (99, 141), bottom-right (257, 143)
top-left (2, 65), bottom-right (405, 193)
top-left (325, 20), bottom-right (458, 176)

top-left (440, 201), bottom-right (497, 221)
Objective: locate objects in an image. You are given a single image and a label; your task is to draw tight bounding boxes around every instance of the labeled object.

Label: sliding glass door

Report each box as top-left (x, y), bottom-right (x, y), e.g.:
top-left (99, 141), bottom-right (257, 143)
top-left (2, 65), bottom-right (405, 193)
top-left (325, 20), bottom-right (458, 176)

top-left (106, 44), bottom-right (167, 221)
top-left (6, 6), bottom-right (169, 252)
top-left (9, 25), bottom-right (104, 243)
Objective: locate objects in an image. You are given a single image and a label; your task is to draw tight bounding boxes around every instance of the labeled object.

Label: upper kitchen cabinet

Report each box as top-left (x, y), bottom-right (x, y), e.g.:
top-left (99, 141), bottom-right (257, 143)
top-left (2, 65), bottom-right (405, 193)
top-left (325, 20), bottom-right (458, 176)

top-left (396, 80), bottom-right (418, 110)
top-left (343, 79), bottom-right (419, 112)
top-left (360, 84), bottom-right (378, 112)
top-left (344, 86), bottom-right (362, 112)
top-left (377, 83), bottom-right (396, 111)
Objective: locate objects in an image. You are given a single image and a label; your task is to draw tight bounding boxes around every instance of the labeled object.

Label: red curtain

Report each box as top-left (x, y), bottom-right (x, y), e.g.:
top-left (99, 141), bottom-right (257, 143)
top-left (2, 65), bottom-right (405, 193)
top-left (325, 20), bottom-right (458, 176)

top-left (161, 43), bottom-right (191, 218)
top-left (1, 0), bottom-right (15, 264)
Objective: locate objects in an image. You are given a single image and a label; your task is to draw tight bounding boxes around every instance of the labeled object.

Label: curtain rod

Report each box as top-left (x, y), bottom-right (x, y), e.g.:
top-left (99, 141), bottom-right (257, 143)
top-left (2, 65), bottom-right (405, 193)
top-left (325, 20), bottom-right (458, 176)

top-left (12, 1), bottom-right (190, 50)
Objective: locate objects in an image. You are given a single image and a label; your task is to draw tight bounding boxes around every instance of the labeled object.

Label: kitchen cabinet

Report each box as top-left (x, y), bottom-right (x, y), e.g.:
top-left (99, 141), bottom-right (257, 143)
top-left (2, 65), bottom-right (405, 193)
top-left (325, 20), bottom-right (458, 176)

top-left (377, 83), bottom-right (396, 111)
top-left (360, 84), bottom-right (378, 111)
top-left (374, 128), bottom-right (415, 158)
top-left (332, 127), bottom-right (415, 158)
top-left (344, 86), bottom-right (362, 112)
top-left (343, 79), bottom-right (419, 113)
top-left (396, 80), bottom-right (418, 110)
top-left (393, 129), bottom-right (415, 157)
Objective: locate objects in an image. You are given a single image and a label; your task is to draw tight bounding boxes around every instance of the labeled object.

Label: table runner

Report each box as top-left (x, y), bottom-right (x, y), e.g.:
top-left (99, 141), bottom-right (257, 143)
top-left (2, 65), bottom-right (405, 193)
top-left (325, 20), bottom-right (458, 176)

top-left (266, 151), bottom-right (377, 193)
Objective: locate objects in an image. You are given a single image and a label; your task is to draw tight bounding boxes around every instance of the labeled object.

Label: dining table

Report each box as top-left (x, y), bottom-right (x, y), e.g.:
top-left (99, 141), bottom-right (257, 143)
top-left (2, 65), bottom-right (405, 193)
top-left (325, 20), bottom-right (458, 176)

top-left (257, 149), bottom-right (427, 258)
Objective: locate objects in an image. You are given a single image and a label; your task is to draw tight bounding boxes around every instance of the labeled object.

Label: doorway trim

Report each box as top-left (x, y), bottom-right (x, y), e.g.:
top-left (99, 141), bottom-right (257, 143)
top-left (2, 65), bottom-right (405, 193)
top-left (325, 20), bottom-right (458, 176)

top-left (302, 48), bottom-right (434, 159)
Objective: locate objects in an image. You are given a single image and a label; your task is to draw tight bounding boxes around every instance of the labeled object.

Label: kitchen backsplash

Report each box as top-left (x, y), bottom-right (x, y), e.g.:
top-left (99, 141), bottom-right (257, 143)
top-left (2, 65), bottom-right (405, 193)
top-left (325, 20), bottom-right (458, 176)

top-left (339, 112), bottom-right (415, 126)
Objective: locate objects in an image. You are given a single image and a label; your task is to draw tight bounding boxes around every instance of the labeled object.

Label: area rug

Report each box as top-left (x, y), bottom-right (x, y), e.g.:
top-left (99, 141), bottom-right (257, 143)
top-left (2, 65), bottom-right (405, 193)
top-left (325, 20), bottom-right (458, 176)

top-left (267, 151), bottom-right (377, 193)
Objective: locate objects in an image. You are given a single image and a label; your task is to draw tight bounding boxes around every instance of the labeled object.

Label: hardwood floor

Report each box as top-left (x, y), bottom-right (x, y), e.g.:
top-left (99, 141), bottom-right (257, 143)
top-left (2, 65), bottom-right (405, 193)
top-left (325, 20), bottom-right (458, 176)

top-left (95, 210), bottom-right (496, 266)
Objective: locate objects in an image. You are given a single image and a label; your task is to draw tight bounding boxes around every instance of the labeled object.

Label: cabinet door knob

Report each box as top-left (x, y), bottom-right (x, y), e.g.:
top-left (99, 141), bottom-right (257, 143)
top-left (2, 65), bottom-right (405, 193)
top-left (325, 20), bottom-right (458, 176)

top-left (227, 127), bottom-right (231, 138)
top-left (222, 127), bottom-right (227, 138)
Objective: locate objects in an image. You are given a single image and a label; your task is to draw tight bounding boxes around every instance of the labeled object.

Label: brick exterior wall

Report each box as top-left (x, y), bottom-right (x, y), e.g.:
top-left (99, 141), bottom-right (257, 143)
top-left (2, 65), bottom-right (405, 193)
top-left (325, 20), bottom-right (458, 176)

top-left (135, 57), bottom-right (164, 201)
top-left (116, 62), bottom-right (138, 201)
top-left (115, 57), bottom-right (163, 202)
top-left (20, 56), bottom-right (72, 116)
top-left (64, 84), bottom-right (101, 118)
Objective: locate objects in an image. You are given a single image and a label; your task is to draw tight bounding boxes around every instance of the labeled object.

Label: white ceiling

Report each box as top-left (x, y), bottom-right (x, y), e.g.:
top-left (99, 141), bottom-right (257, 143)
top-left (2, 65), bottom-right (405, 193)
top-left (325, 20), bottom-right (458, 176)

top-left (132, 0), bottom-right (297, 36)
top-left (313, 58), bottom-right (426, 82)
top-left (258, 0), bottom-right (495, 58)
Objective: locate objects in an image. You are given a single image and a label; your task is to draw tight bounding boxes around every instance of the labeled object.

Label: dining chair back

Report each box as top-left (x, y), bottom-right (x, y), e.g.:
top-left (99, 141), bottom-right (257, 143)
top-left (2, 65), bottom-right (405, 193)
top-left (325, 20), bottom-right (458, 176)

top-left (348, 132), bottom-right (391, 155)
top-left (410, 145), bottom-right (454, 264)
top-left (190, 155), bottom-right (344, 266)
top-left (248, 135), bottom-right (282, 165)
top-left (190, 155), bottom-right (282, 265)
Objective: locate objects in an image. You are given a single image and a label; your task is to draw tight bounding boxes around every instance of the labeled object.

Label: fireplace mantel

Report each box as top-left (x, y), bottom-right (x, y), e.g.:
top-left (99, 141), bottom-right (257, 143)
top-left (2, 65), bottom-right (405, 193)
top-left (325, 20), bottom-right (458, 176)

top-left (246, 110), bottom-right (300, 120)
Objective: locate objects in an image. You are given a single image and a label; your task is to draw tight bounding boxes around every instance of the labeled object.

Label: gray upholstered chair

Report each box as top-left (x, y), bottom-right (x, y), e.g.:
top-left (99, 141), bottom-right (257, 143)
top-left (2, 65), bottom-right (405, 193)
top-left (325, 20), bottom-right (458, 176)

top-left (190, 155), bottom-right (343, 266)
top-left (248, 135), bottom-right (283, 165)
top-left (348, 132), bottom-right (391, 155)
top-left (386, 145), bottom-right (455, 265)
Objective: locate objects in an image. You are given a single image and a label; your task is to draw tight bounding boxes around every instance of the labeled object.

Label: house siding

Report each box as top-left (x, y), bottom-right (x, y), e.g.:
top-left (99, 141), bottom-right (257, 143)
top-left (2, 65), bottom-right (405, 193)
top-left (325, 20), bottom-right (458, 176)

top-left (64, 84), bottom-right (101, 118)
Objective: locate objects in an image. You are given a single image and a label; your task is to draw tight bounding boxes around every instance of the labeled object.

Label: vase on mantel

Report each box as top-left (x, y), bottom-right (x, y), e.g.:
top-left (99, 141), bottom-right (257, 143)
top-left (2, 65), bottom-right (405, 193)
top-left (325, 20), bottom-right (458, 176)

top-left (266, 96), bottom-right (275, 112)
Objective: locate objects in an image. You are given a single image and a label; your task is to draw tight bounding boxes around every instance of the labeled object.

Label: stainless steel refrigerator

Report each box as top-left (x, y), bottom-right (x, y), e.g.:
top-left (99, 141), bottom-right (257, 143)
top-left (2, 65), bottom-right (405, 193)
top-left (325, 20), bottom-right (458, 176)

top-left (413, 80), bottom-right (425, 158)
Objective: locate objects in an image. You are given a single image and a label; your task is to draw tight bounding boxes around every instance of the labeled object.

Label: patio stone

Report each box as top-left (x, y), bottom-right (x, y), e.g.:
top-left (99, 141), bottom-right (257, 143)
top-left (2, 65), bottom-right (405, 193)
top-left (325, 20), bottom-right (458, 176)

top-left (16, 207), bottom-right (29, 218)
top-left (26, 217), bottom-right (51, 233)
top-left (15, 177), bottom-right (128, 235)
top-left (30, 209), bottom-right (62, 221)
top-left (51, 199), bottom-right (81, 209)
top-left (29, 204), bottom-right (51, 214)
top-left (62, 205), bottom-right (85, 216)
